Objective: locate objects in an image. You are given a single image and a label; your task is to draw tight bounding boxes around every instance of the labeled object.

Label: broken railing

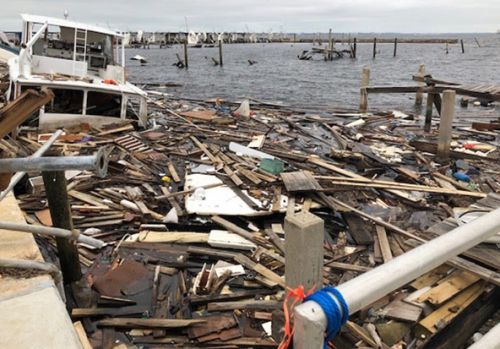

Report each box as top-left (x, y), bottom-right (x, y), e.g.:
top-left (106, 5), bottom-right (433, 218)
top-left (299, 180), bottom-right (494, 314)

top-left (0, 133), bottom-right (109, 284)
top-left (293, 207), bottom-right (500, 349)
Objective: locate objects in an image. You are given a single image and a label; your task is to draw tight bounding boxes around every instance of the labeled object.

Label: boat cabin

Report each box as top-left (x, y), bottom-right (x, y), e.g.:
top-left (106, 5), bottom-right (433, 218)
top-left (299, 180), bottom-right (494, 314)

top-left (8, 14), bottom-right (147, 129)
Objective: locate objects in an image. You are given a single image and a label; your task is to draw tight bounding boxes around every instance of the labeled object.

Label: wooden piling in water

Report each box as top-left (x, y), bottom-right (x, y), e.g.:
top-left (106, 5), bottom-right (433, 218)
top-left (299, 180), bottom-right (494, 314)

top-left (328, 28), bottom-right (333, 61)
top-left (353, 37), bottom-right (357, 58)
top-left (373, 37), bottom-right (377, 58)
top-left (425, 90), bottom-right (434, 132)
top-left (437, 90), bottom-right (456, 160)
top-left (183, 40), bottom-right (189, 69)
top-left (461, 39), bottom-right (465, 53)
top-left (359, 68), bottom-right (371, 112)
top-left (393, 38), bottom-right (398, 57)
top-left (218, 39), bottom-right (223, 67)
top-left (42, 171), bottom-right (82, 283)
top-left (415, 64), bottom-right (426, 105)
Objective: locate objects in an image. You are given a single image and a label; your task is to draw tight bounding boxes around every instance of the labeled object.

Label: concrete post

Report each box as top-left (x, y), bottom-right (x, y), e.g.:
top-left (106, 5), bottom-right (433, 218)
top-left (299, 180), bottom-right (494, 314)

top-left (359, 68), bottom-right (370, 112)
top-left (284, 212), bottom-right (324, 291)
top-left (415, 64), bottom-right (426, 105)
top-left (437, 90), bottom-right (456, 160)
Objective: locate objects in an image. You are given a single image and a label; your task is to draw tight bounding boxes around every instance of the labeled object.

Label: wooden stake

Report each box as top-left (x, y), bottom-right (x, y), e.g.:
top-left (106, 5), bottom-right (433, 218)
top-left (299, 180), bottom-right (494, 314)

top-left (437, 90), bottom-right (456, 160)
top-left (183, 40), bottom-right (189, 69)
top-left (42, 171), bottom-right (82, 283)
top-left (373, 37), bottom-right (377, 58)
top-left (359, 68), bottom-right (370, 112)
top-left (393, 37), bottom-right (398, 57)
top-left (353, 37), bottom-right (357, 58)
top-left (461, 39), bottom-right (465, 54)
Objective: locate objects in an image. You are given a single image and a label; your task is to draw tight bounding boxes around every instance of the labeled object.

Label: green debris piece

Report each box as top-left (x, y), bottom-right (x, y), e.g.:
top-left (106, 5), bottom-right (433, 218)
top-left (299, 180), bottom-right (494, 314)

top-left (259, 158), bottom-right (284, 175)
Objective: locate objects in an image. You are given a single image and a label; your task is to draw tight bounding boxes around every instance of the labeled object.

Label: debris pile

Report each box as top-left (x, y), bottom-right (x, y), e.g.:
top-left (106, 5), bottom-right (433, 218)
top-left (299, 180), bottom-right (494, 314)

top-left (3, 91), bottom-right (500, 348)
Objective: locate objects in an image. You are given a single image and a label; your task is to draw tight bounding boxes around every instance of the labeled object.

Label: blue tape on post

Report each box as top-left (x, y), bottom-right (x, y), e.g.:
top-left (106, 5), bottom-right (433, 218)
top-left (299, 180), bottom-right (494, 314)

top-left (304, 286), bottom-right (349, 349)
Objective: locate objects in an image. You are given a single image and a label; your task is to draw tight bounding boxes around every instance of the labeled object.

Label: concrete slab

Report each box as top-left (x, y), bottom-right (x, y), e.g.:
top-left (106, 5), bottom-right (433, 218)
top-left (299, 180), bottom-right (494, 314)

top-left (0, 193), bottom-right (83, 349)
top-left (0, 279), bottom-right (83, 349)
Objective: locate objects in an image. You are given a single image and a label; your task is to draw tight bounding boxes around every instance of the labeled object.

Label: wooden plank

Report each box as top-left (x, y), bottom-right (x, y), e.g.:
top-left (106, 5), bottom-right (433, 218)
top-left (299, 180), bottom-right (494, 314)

top-left (68, 190), bottom-right (110, 209)
top-left (383, 300), bottom-right (423, 322)
top-left (211, 215), bottom-right (255, 241)
top-left (416, 270), bottom-right (480, 305)
top-left (343, 212), bottom-right (374, 245)
top-left (410, 266), bottom-right (451, 289)
top-left (73, 321), bottom-right (92, 349)
top-left (97, 318), bottom-right (205, 328)
top-left (280, 171), bottom-right (322, 192)
top-left (328, 261), bottom-right (372, 273)
top-left (417, 282), bottom-right (486, 336)
top-left (376, 225), bottom-right (393, 263)
top-left (207, 300), bottom-right (280, 312)
top-left (167, 161), bottom-right (181, 182)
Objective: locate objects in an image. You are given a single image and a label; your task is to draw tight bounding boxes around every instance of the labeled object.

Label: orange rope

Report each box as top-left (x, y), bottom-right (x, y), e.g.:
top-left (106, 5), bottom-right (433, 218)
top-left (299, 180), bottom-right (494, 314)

top-left (278, 285), bottom-right (316, 349)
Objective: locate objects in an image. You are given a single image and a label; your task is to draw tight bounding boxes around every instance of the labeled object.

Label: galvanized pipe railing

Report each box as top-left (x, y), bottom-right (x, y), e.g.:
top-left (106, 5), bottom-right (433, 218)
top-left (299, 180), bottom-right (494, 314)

top-left (0, 129), bottom-right (63, 201)
top-left (294, 207), bottom-right (500, 349)
top-left (0, 221), bottom-right (105, 249)
top-left (0, 147), bottom-right (108, 178)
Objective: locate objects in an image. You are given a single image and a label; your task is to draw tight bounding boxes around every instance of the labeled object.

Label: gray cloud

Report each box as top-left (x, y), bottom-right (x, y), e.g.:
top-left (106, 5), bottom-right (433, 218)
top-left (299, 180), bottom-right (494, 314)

top-left (1, 0), bottom-right (498, 32)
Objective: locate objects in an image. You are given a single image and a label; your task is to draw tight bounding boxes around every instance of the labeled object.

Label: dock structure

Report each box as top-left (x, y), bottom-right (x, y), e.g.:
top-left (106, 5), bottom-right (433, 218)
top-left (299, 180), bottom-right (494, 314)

top-left (124, 31), bottom-right (460, 47)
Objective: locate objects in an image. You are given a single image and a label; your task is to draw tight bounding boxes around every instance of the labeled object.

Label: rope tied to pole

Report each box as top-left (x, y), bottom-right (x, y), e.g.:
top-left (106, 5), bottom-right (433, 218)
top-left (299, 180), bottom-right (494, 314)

top-left (304, 286), bottom-right (349, 349)
top-left (278, 285), bottom-right (315, 349)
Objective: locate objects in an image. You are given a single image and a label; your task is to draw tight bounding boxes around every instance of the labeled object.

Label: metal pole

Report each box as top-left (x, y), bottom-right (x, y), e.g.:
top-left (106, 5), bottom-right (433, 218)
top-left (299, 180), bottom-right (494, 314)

top-left (0, 130), bottom-right (63, 201)
top-left (0, 221), bottom-right (105, 248)
top-left (467, 322), bottom-right (500, 349)
top-left (43, 171), bottom-right (82, 283)
top-left (294, 207), bottom-right (500, 349)
top-left (0, 149), bottom-right (108, 177)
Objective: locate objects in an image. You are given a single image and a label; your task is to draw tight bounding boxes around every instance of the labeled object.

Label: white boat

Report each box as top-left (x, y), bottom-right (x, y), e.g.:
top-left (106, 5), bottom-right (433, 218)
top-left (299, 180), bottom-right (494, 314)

top-left (187, 31), bottom-right (202, 46)
top-left (7, 14), bottom-right (148, 129)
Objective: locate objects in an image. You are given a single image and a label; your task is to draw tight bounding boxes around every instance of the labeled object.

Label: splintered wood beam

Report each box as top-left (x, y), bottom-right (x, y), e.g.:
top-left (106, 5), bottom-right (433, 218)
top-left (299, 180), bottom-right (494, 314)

top-left (97, 318), bottom-right (205, 328)
top-left (0, 88), bottom-right (54, 138)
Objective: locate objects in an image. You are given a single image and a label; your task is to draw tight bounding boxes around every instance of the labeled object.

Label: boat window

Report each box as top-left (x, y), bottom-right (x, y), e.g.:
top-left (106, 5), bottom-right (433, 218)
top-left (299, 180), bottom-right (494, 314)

top-left (86, 91), bottom-right (121, 117)
top-left (45, 89), bottom-right (84, 114)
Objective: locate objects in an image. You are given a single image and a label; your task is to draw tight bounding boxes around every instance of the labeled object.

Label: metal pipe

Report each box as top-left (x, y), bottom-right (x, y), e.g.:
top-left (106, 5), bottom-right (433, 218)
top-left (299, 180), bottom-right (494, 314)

top-left (0, 148), bottom-right (108, 178)
top-left (468, 322), bottom-right (500, 349)
top-left (0, 258), bottom-right (65, 302)
top-left (0, 221), bottom-right (106, 249)
top-left (294, 207), bottom-right (500, 349)
top-left (19, 22), bottom-right (48, 78)
top-left (0, 130), bottom-right (63, 201)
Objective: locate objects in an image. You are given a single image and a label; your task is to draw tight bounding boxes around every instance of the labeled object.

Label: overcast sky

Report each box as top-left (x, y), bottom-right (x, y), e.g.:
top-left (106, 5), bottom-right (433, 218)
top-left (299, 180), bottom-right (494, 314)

top-left (1, 0), bottom-right (498, 33)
